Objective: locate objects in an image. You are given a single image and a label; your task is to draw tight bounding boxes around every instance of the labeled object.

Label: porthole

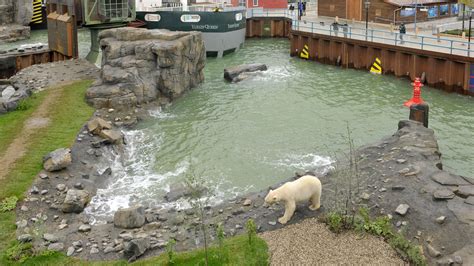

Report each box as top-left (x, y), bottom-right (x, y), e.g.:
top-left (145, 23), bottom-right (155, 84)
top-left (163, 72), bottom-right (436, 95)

top-left (144, 14), bottom-right (161, 22)
top-left (235, 13), bottom-right (243, 21)
top-left (181, 14), bottom-right (201, 22)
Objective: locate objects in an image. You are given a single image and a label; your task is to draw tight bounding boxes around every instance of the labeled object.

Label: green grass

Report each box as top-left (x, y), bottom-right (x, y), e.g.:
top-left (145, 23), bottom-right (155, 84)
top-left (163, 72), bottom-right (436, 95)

top-left (0, 93), bottom-right (46, 157)
top-left (0, 80), bottom-right (269, 266)
top-left (443, 29), bottom-right (474, 37)
top-left (0, 80), bottom-right (95, 264)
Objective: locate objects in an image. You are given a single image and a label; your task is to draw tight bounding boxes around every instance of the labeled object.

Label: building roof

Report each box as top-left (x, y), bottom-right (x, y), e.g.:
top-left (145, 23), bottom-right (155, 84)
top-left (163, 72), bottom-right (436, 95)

top-left (384, 0), bottom-right (453, 6)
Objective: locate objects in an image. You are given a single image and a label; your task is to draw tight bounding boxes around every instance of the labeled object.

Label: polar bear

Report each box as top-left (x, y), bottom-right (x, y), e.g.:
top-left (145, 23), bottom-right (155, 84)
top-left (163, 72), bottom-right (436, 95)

top-left (264, 175), bottom-right (322, 224)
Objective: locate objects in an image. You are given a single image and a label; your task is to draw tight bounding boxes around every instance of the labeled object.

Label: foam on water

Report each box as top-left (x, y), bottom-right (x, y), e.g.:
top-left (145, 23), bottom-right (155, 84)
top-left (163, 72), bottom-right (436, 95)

top-left (272, 153), bottom-right (334, 175)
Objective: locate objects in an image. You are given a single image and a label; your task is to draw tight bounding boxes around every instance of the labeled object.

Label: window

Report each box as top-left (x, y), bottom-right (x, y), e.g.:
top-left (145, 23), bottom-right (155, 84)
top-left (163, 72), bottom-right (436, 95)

top-left (235, 13), bottom-right (243, 21)
top-left (180, 14), bottom-right (201, 22)
top-left (144, 14), bottom-right (161, 22)
top-left (253, 0), bottom-right (258, 7)
top-left (239, 0), bottom-right (245, 7)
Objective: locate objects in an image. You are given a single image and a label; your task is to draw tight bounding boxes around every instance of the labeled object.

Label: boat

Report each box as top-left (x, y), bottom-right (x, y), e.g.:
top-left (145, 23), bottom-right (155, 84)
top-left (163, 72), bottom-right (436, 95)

top-left (135, 1), bottom-right (246, 57)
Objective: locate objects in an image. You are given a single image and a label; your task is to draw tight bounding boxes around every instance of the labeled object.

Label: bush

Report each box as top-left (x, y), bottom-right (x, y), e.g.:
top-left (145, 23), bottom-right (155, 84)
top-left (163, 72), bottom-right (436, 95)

top-left (0, 196), bottom-right (18, 212)
top-left (246, 219), bottom-right (257, 246)
top-left (166, 239), bottom-right (176, 265)
top-left (5, 242), bottom-right (34, 263)
top-left (325, 212), bottom-right (344, 233)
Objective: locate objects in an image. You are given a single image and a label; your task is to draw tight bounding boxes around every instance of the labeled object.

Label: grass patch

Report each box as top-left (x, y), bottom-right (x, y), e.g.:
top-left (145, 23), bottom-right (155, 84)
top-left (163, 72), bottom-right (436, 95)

top-left (133, 234), bottom-right (268, 266)
top-left (0, 80), bottom-right (94, 264)
top-left (442, 29), bottom-right (474, 37)
top-left (320, 208), bottom-right (426, 266)
top-left (0, 93), bottom-right (46, 157)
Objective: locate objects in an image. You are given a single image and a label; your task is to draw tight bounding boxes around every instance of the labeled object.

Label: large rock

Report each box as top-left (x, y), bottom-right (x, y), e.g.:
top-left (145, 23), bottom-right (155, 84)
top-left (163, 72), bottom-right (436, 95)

top-left (224, 63), bottom-right (268, 82)
top-left (62, 189), bottom-right (91, 213)
top-left (99, 129), bottom-right (123, 144)
top-left (114, 205), bottom-right (146, 229)
top-left (87, 117), bottom-right (111, 134)
top-left (43, 148), bottom-right (72, 172)
top-left (1, 85), bottom-right (15, 100)
top-left (124, 237), bottom-right (150, 261)
top-left (86, 28), bottom-right (206, 109)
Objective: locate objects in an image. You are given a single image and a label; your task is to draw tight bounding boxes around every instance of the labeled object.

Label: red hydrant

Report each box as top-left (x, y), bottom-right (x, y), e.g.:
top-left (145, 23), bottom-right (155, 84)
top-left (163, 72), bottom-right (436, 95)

top-left (404, 78), bottom-right (424, 107)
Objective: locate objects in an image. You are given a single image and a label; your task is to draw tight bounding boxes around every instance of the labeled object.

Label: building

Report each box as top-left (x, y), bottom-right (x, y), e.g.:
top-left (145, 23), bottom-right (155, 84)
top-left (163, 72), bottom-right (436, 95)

top-left (318, 0), bottom-right (459, 24)
top-left (228, 0), bottom-right (287, 9)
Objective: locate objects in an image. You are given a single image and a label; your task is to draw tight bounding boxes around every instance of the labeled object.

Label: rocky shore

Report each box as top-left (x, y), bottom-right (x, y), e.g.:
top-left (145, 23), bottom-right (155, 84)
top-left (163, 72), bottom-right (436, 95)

top-left (14, 114), bottom-right (474, 264)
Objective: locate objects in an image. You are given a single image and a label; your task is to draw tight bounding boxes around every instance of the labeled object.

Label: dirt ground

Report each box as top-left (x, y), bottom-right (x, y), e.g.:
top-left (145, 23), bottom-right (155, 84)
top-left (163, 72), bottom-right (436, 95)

top-left (260, 218), bottom-right (405, 265)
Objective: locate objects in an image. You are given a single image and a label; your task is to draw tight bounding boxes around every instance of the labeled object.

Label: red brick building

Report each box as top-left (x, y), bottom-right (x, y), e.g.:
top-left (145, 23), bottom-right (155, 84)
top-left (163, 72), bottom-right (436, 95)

top-left (318, 0), bottom-right (459, 24)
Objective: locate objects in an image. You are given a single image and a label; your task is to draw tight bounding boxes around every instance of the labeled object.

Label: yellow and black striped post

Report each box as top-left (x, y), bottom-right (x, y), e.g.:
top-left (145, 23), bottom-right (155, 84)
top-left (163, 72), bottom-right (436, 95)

top-left (370, 57), bottom-right (382, 74)
top-left (31, 0), bottom-right (43, 24)
top-left (300, 44), bottom-right (309, 59)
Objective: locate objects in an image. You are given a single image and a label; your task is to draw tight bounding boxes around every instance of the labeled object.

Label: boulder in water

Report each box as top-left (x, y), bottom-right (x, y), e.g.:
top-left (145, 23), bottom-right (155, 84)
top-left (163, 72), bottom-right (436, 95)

top-left (224, 63), bottom-right (268, 82)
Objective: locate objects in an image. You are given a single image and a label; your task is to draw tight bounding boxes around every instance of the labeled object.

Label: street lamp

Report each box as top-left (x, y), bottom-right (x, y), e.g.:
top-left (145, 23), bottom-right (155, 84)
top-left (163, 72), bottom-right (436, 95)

top-left (469, 11), bottom-right (472, 56)
top-left (413, 0), bottom-right (417, 34)
top-left (365, 0), bottom-right (370, 40)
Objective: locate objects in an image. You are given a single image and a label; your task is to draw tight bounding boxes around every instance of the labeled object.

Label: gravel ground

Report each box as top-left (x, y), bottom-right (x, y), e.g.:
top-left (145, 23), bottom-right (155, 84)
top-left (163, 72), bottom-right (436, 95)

top-left (260, 218), bottom-right (405, 265)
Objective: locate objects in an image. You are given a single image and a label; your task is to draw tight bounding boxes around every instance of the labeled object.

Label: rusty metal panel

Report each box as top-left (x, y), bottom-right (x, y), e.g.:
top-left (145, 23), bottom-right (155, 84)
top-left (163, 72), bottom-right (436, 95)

top-left (47, 12), bottom-right (60, 54)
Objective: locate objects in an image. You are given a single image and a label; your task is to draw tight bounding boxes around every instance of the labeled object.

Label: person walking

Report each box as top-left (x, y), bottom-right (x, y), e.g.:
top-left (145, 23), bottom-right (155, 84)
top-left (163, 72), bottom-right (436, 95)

top-left (302, 1), bottom-right (306, 16)
top-left (399, 23), bottom-right (406, 44)
top-left (298, 1), bottom-right (303, 20)
top-left (289, 4), bottom-right (294, 16)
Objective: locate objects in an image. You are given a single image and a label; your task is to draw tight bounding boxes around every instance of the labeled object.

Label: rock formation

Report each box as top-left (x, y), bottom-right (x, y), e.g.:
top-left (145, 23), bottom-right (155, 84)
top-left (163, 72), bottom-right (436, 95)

top-left (0, 0), bottom-right (32, 43)
top-left (86, 28), bottom-right (206, 109)
top-left (224, 63), bottom-right (268, 82)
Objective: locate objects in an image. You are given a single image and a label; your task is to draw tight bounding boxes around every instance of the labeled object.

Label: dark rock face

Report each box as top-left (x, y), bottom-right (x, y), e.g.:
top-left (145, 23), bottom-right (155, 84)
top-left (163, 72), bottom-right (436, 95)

top-left (224, 63), bottom-right (268, 82)
top-left (86, 28), bottom-right (206, 109)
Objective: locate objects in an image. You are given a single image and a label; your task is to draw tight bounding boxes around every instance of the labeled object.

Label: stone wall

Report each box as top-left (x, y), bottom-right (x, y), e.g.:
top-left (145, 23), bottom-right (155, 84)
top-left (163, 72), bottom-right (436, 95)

top-left (86, 28), bottom-right (206, 109)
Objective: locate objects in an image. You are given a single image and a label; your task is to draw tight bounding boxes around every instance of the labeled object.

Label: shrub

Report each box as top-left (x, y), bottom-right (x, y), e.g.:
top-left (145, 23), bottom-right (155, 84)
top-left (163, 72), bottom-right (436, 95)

top-left (325, 211), bottom-right (344, 233)
top-left (15, 99), bottom-right (32, 111)
top-left (166, 239), bottom-right (176, 265)
top-left (5, 242), bottom-right (34, 263)
top-left (245, 219), bottom-right (257, 246)
top-left (0, 196), bottom-right (18, 212)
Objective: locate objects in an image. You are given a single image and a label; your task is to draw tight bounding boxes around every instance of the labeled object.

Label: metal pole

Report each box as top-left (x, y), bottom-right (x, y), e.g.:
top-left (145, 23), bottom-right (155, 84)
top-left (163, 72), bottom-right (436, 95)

top-left (462, 4), bottom-right (465, 33)
top-left (469, 14), bottom-right (472, 56)
top-left (365, 4), bottom-right (369, 40)
top-left (414, 0), bottom-right (417, 34)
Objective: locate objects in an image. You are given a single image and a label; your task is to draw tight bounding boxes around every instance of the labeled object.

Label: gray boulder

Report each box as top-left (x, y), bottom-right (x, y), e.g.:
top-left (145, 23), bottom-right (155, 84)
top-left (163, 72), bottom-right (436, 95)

top-left (99, 129), bottom-right (123, 144)
top-left (1, 85), bottom-right (15, 101)
top-left (87, 117), bottom-right (111, 135)
top-left (43, 148), bottom-right (72, 172)
top-left (62, 189), bottom-right (91, 213)
top-left (48, 243), bottom-right (64, 251)
top-left (124, 237), bottom-right (150, 262)
top-left (224, 63), bottom-right (268, 82)
top-left (114, 205), bottom-right (146, 229)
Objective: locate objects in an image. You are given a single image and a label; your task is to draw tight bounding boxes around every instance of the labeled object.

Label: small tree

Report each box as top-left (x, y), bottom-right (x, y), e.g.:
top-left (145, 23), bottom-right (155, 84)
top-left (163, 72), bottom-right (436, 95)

top-left (216, 223), bottom-right (228, 262)
top-left (245, 219), bottom-right (257, 246)
top-left (166, 239), bottom-right (176, 265)
top-left (184, 172), bottom-right (214, 266)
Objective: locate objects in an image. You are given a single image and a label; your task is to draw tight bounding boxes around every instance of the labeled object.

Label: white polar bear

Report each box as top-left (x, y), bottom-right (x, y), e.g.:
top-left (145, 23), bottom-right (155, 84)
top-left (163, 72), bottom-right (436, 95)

top-left (264, 175), bottom-right (322, 224)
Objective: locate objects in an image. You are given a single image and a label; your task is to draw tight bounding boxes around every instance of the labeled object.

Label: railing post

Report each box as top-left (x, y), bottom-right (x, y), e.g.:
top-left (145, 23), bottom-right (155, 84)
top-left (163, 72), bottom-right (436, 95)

top-left (371, 29), bottom-right (374, 42)
top-left (421, 36), bottom-right (424, 50)
top-left (311, 22), bottom-right (314, 34)
top-left (450, 40), bottom-right (453, 54)
top-left (395, 33), bottom-right (398, 45)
